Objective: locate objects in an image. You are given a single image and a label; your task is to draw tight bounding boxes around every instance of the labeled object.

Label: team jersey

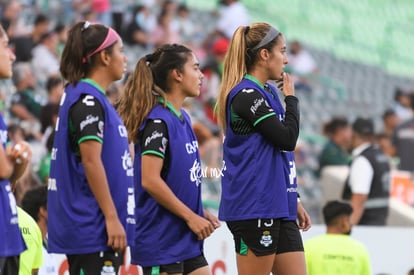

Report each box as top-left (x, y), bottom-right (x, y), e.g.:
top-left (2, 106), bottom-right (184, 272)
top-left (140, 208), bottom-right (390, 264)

top-left (130, 99), bottom-right (204, 267)
top-left (305, 234), bottom-right (371, 275)
top-left (0, 114), bottom-right (26, 257)
top-left (17, 207), bottom-right (43, 275)
top-left (47, 78), bottom-right (135, 254)
top-left (219, 75), bottom-right (299, 221)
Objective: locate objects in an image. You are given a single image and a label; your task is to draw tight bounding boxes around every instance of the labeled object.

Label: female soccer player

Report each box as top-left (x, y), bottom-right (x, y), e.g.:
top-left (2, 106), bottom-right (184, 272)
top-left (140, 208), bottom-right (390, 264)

top-left (47, 21), bottom-right (135, 274)
top-left (216, 23), bottom-right (311, 275)
top-left (118, 44), bottom-right (219, 275)
top-left (0, 24), bottom-right (31, 274)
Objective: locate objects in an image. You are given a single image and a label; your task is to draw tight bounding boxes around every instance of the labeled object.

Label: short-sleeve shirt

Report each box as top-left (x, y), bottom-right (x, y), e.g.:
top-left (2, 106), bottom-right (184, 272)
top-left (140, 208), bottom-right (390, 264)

top-left (17, 207), bottom-right (43, 275)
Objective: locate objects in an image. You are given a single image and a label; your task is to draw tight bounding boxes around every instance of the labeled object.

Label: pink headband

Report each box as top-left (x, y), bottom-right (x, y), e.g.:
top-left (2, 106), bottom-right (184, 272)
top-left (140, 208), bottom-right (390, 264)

top-left (82, 27), bottom-right (120, 63)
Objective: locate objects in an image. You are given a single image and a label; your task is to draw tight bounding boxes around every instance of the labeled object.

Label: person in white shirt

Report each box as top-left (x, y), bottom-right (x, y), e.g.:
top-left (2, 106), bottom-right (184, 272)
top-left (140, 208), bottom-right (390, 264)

top-left (342, 117), bottom-right (391, 225)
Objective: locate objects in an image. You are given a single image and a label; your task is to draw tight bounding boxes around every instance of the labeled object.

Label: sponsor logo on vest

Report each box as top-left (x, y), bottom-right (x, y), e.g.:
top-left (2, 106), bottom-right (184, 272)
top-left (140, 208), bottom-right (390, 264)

top-left (51, 148), bottom-right (58, 160)
top-left (48, 178), bottom-right (57, 191)
top-left (80, 115), bottom-right (99, 131)
top-left (0, 129), bottom-right (7, 144)
top-left (189, 159), bottom-right (202, 186)
top-left (97, 121), bottom-right (104, 138)
top-left (127, 188), bottom-right (136, 224)
top-left (145, 130), bottom-right (163, 146)
top-left (185, 141), bottom-right (198, 154)
top-left (5, 185), bottom-right (18, 222)
top-left (250, 98), bottom-right (265, 115)
top-left (82, 95), bottom-right (95, 106)
top-left (121, 150), bottom-right (133, 177)
top-left (159, 137), bottom-right (168, 154)
top-left (118, 125), bottom-right (128, 138)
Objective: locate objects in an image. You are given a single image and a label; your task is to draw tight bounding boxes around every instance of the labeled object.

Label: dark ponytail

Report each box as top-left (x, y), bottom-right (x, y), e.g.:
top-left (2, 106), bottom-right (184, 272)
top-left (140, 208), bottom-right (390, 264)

top-left (60, 22), bottom-right (111, 85)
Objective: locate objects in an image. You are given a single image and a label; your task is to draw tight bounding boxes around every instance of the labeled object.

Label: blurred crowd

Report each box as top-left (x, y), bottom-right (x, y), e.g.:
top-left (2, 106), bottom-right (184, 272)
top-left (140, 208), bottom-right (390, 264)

top-left (0, 0), bottom-right (251, 207)
top-left (2, 0), bottom-right (414, 224)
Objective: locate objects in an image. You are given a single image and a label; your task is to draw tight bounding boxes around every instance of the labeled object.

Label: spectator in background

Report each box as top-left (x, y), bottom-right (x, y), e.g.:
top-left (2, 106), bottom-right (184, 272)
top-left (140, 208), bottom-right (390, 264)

top-left (123, 5), bottom-right (154, 48)
top-left (54, 23), bottom-right (69, 58)
top-left (16, 206), bottom-right (43, 275)
top-left (151, 9), bottom-right (181, 48)
top-left (287, 40), bottom-right (318, 93)
top-left (111, 0), bottom-right (130, 36)
top-left (382, 109), bottom-right (400, 138)
top-left (376, 109), bottom-right (399, 163)
top-left (22, 185), bottom-right (60, 275)
top-left (31, 30), bottom-right (60, 89)
top-left (12, 13), bottom-right (50, 62)
top-left (215, 0), bottom-right (249, 39)
top-left (0, 0), bottom-right (22, 38)
top-left (39, 76), bottom-right (63, 134)
top-left (10, 62), bottom-right (43, 140)
top-left (175, 4), bottom-right (196, 45)
top-left (408, 268), bottom-right (414, 275)
top-left (392, 92), bottom-right (414, 172)
top-left (200, 36), bottom-right (230, 124)
top-left (318, 117), bottom-right (352, 173)
top-left (393, 88), bottom-right (412, 121)
top-left (91, 0), bottom-right (112, 26)
top-left (342, 117), bottom-right (390, 225)
top-left (305, 200), bottom-right (371, 275)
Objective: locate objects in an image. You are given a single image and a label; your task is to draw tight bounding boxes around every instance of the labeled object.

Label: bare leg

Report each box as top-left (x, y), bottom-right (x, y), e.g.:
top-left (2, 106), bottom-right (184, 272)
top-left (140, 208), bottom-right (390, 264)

top-left (234, 248), bottom-right (275, 275)
top-left (188, 265), bottom-right (212, 275)
top-left (271, 251), bottom-right (306, 275)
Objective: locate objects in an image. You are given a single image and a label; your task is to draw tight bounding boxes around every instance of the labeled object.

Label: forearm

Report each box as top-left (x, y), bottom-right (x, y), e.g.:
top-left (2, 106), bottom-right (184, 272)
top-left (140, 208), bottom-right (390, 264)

top-left (83, 159), bottom-right (118, 219)
top-left (0, 147), bottom-right (13, 179)
top-left (350, 194), bottom-right (367, 225)
top-left (9, 162), bottom-right (28, 184)
top-left (143, 176), bottom-right (196, 222)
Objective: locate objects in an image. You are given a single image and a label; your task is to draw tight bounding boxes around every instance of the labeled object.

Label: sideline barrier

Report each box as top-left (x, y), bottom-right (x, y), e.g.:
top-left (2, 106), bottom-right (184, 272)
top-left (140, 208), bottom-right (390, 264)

top-left (51, 223), bottom-right (414, 275)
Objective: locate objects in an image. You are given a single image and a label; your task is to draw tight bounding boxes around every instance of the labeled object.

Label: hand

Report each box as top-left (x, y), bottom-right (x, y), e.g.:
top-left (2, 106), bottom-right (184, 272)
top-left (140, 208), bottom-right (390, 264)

top-left (105, 216), bottom-right (127, 252)
top-left (186, 213), bottom-right (215, 240)
top-left (203, 209), bottom-right (221, 229)
top-left (8, 141), bottom-right (32, 165)
top-left (297, 201), bottom-right (311, 231)
top-left (276, 72), bottom-right (295, 97)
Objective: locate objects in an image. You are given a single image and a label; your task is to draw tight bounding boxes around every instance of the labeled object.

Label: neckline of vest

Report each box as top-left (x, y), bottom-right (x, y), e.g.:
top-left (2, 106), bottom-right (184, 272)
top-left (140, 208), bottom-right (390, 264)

top-left (157, 97), bottom-right (183, 120)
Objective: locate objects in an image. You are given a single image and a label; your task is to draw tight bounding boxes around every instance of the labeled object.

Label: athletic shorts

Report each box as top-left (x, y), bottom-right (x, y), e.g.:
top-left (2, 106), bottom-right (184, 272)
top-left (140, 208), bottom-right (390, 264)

top-left (227, 219), bottom-right (304, 256)
top-left (67, 249), bottom-right (124, 275)
top-left (142, 254), bottom-right (208, 275)
top-left (0, 256), bottom-right (19, 274)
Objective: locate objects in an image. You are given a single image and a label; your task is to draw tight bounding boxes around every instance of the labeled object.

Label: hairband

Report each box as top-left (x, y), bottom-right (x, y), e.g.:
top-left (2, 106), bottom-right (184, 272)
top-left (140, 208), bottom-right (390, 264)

top-left (252, 27), bottom-right (280, 50)
top-left (82, 21), bottom-right (91, 32)
top-left (82, 27), bottom-right (120, 63)
top-left (244, 26), bottom-right (250, 35)
top-left (145, 54), bottom-right (153, 62)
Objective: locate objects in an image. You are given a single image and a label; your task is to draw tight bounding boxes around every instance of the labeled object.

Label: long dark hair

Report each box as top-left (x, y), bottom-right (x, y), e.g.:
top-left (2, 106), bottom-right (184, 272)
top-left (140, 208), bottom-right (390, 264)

top-left (118, 44), bottom-right (192, 143)
top-left (60, 22), bottom-right (115, 84)
top-left (216, 22), bottom-right (282, 130)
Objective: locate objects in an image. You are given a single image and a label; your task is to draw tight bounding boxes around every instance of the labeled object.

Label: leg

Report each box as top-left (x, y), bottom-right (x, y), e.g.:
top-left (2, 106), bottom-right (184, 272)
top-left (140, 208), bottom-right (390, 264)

top-left (272, 251), bottom-right (306, 275)
top-left (188, 265), bottom-right (211, 275)
top-left (227, 219), bottom-right (281, 275)
top-left (237, 248), bottom-right (275, 275)
top-left (185, 254), bottom-right (211, 275)
top-left (272, 220), bottom-right (306, 275)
